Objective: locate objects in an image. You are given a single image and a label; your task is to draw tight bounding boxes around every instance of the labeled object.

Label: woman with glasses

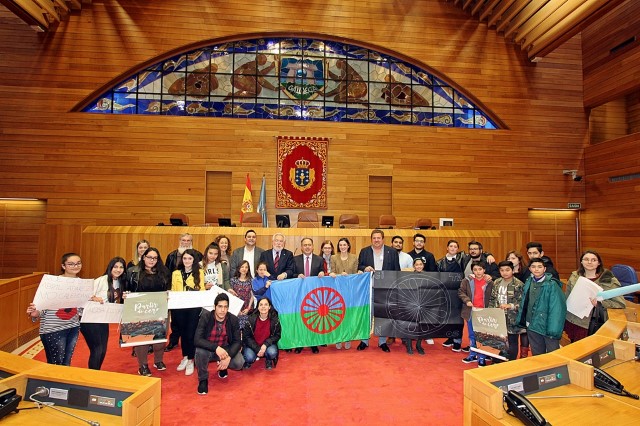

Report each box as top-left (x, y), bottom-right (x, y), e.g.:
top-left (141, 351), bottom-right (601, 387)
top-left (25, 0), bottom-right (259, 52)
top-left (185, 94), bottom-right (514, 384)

top-left (81, 256), bottom-right (127, 370)
top-left (126, 247), bottom-right (171, 376)
top-left (171, 249), bottom-right (205, 376)
top-left (564, 250), bottom-right (626, 342)
top-left (26, 253), bottom-right (84, 365)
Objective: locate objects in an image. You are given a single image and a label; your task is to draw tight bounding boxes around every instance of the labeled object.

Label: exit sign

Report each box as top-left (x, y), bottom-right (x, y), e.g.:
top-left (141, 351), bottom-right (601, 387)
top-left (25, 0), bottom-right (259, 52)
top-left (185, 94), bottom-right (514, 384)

top-left (568, 203), bottom-right (582, 209)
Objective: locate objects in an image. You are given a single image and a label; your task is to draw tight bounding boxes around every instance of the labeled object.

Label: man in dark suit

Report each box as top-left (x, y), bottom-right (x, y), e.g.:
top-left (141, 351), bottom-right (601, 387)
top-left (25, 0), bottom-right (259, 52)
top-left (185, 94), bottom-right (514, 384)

top-left (357, 229), bottom-right (400, 353)
top-left (258, 232), bottom-right (295, 281)
top-left (294, 237), bottom-right (326, 278)
top-left (293, 237), bottom-right (325, 354)
top-left (229, 229), bottom-right (265, 277)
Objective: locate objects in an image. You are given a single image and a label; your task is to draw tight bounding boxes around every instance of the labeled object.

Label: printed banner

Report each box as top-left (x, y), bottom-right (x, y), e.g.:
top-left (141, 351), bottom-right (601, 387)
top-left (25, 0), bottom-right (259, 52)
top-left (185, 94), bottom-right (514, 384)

top-left (372, 271), bottom-right (464, 339)
top-left (202, 286), bottom-right (245, 316)
top-left (81, 301), bottom-right (124, 324)
top-left (168, 290), bottom-right (216, 310)
top-left (470, 308), bottom-right (509, 361)
top-left (276, 136), bottom-right (328, 209)
top-left (271, 274), bottom-right (371, 349)
top-left (120, 292), bottom-right (168, 347)
top-left (32, 274), bottom-right (94, 310)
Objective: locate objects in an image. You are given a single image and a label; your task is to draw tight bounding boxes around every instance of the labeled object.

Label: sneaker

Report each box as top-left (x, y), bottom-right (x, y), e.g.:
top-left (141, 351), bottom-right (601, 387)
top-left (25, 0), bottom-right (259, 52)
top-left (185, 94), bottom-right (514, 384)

top-left (462, 346), bottom-right (471, 353)
top-left (177, 356), bottom-right (188, 371)
top-left (452, 343), bottom-right (462, 352)
top-left (426, 339), bottom-right (434, 345)
top-left (138, 364), bottom-right (152, 376)
top-left (185, 360), bottom-right (194, 376)
top-left (478, 359), bottom-right (487, 367)
top-left (356, 342), bottom-right (368, 351)
top-left (462, 355), bottom-right (478, 364)
top-left (442, 338), bottom-right (454, 347)
top-left (345, 341), bottom-right (351, 350)
top-left (218, 369), bottom-right (228, 379)
top-left (336, 342), bottom-right (342, 349)
top-left (265, 359), bottom-right (273, 370)
top-left (242, 362), bottom-right (252, 370)
top-left (197, 380), bottom-right (208, 395)
top-left (153, 362), bottom-right (167, 371)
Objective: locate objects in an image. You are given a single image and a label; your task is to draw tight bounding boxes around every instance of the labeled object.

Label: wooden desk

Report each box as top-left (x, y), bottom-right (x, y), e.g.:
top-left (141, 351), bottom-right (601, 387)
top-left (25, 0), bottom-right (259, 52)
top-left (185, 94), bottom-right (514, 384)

top-left (0, 352), bottom-right (160, 425)
top-left (464, 334), bottom-right (640, 425)
top-left (79, 225), bottom-right (522, 277)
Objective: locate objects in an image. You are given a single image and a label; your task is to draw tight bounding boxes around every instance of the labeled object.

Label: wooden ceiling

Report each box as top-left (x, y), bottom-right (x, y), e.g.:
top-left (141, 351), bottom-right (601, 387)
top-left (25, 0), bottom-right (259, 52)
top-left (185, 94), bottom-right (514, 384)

top-left (0, 0), bottom-right (88, 32)
top-left (445, 0), bottom-right (628, 60)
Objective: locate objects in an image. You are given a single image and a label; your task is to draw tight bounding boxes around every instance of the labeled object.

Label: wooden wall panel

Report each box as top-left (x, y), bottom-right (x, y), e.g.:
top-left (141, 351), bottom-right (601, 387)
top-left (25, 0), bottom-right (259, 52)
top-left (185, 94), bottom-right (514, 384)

top-left (0, 201), bottom-right (46, 278)
top-left (527, 210), bottom-right (579, 278)
top-left (369, 176), bottom-right (392, 228)
top-left (583, 133), bottom-right (640, 269)
top-left (589, 99), bottom-right (628, 144)
top-left (628, 92), bottom-right (640, 135)
top-left (205, 171), bottom-right (232, 223)
top-left (0, 0), bottom-right (590, 276)
top-left (582, 0), bottom-right (640, 107)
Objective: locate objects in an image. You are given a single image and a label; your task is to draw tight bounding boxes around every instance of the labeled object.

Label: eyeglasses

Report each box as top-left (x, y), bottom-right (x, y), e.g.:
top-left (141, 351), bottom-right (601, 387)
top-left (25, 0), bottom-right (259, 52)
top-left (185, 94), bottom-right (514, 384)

top-left (65, 262), bottom-right (82, 267)
top-left (145, 256), bottom-right (159, 261)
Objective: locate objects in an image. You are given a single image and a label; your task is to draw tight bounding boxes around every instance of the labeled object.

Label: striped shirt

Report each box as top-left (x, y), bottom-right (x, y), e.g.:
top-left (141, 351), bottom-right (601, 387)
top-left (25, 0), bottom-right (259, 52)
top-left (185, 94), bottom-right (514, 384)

top-left (39, 308), bottom-right (80, 335)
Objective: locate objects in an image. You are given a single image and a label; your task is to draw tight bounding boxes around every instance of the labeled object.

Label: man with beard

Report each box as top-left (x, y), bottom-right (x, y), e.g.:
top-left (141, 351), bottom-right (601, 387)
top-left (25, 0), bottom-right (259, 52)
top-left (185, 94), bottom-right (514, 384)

top-left (407, 233), bottom-right (437, 271)
top-left (229, 229), bottom-right (264, 277)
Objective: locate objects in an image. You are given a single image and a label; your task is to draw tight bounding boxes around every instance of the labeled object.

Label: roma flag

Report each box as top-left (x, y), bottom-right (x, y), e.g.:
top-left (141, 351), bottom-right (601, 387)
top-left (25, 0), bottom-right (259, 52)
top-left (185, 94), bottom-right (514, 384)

top-left (240, 173), bottom-right (253, 222)
top-left (271, 274), bottom-right (371, 349)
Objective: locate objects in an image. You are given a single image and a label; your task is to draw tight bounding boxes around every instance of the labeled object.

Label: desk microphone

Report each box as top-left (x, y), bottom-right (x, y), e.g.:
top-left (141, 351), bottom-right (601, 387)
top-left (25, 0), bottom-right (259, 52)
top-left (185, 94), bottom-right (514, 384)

top-left (30, 387), bottom-right (100, 426)
top-left (526, 394), bottom-right (604, 399)
top-left (599, 356), bottom-right (639, 370)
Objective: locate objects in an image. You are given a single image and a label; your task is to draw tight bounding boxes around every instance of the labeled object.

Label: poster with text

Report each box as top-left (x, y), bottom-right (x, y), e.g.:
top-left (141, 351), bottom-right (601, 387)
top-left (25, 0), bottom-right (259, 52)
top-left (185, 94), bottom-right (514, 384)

top-left (471, 307), bottom-right (508, 361)
top-left (120, 292), bottom-right (168, 347)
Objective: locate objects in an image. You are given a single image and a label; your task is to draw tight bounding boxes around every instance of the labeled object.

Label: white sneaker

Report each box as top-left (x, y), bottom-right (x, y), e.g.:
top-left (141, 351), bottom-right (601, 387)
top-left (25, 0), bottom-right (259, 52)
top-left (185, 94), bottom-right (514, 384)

top-left (185, 360), bottom-right (194, 376)
top-left (177, 356), bottom-right (188, 371)
top-left (336, 343), bottom-right (342, 349)
top-left (345, 341), bottom-right (351, 350)
top-left (426, 339), bottom-right (434, 345)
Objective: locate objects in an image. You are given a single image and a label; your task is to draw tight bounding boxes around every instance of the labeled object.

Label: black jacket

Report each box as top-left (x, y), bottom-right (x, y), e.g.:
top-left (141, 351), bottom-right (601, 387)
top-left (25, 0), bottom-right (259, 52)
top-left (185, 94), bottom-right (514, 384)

top-left (194, 311), bottom-right (242, 358)
top-left (243, 308), bottom-right (281, 352)
top-left (520, 256), bottom-right (560, 282)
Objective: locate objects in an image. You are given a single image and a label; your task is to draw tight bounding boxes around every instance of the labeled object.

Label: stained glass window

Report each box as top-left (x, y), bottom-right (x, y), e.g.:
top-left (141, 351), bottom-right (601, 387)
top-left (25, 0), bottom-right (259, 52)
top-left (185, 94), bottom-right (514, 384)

top-left (81, 37), bottom-right (498, 129)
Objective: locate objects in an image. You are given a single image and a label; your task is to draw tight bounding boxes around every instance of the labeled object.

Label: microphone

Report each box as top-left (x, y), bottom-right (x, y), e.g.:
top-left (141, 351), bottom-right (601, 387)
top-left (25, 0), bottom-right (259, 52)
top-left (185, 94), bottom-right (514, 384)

top-left (600, 356), bottom-right (639, 370)
top-left (526, 394), bottom-right (604, 399)
top-left (30, 387), bottom-right (100, 426)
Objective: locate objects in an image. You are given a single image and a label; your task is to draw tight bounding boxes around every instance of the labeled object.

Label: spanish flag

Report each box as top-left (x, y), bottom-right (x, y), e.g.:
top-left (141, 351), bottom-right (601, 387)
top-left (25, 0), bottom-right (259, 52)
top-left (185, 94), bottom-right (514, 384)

top-left (240, 173), bottom-right (253, 222)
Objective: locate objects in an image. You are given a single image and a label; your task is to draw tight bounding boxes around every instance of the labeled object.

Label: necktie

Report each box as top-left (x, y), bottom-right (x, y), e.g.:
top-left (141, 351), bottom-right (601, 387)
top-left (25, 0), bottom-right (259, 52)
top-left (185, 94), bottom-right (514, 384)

top-left (274, 252), bottom-right (280, 272)
top-left (305, 256), bottom-right (310, 277)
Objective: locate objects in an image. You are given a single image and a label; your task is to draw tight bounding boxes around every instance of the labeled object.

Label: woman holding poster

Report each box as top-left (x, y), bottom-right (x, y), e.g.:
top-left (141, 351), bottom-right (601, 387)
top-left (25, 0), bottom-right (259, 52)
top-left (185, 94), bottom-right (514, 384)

top-left (126, 247), bottom-right (170, 376)
top-left (171, 249), bottom-right (205, 376)
top-left (564, 250), bottom-right (626, 342)
top-left (26, 253), bottom-right (83, 366)
top-left (81, 256), bottom-right (127, 370)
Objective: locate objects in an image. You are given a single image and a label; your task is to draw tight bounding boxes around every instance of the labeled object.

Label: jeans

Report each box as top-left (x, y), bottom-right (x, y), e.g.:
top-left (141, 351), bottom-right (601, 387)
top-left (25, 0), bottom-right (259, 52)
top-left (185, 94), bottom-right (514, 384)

top-left (528, 330), bottom-right (560, 355)
top-left (134, 342), bottom-right (165, 366)
top-left (80, 323), bottom-right (109, 370)
top-left (41, 326), bottom-right (80, 366)
top-left (243, 344), bottom-right (278, 364)
top-left (195, 347), bottom-right (244, 381)
top-left (467, 318), bottom-right (485, 362)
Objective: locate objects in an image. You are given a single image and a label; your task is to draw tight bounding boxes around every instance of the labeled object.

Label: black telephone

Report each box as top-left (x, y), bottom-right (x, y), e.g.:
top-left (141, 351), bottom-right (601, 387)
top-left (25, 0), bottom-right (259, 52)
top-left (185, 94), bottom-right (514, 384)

top-left (504, 390), bottom-right (549, 426)
top-left (594, 367), bottom-right (640, 400)
top-left (0, 388), bottom-right (22, 420)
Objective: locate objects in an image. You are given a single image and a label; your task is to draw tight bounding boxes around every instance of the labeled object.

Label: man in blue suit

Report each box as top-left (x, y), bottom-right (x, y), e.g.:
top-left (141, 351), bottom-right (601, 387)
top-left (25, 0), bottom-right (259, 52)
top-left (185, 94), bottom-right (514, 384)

top-left (258, 233), bottom-right (295, 281)
top-left (357, 229), bottom-right (400, 352)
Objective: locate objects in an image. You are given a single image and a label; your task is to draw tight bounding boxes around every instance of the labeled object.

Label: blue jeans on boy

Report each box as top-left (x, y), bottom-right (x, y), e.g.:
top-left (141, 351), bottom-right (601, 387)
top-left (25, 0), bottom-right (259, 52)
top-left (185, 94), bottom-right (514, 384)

top-left (243, 344), bottom-right (279, 365)
top-left (40, 326), bottom-right (80, 366)
top-left (467, 318), bottom-right (485, 362)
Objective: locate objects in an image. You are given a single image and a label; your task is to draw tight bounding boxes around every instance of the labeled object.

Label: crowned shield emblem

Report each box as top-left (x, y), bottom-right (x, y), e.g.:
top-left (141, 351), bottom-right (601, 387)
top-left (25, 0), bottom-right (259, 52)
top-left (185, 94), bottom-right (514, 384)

top-left (280, 58), bottom-right (325, 101)
top-left (289, 158), bottom-right (315, 191)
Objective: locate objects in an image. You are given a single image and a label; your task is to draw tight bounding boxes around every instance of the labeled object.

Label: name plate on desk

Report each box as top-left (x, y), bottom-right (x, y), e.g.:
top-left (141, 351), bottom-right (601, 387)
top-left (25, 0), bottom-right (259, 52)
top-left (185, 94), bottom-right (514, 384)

top-left (491, 365), bottom-right (571, 395)
top-left (578, 343), bottom-right (616, 368)
top-left (25, 379), bottom-right (132, 416)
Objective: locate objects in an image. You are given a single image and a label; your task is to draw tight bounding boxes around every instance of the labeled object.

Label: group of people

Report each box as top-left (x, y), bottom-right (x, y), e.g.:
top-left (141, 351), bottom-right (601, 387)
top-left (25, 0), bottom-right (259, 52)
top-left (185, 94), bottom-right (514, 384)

top-left (25, 228), bottom-right (627, 394)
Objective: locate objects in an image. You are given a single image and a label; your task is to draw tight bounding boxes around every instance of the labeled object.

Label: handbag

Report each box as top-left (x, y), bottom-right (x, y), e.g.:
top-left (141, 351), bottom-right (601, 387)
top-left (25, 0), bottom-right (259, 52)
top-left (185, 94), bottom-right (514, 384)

top-left (588, 301), bottom-right (608, 335)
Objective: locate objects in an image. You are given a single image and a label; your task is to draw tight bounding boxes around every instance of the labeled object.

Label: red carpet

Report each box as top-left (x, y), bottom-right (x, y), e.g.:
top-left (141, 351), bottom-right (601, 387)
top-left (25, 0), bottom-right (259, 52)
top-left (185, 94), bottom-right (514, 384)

top-left (35, 327), bottom-right (471, 425)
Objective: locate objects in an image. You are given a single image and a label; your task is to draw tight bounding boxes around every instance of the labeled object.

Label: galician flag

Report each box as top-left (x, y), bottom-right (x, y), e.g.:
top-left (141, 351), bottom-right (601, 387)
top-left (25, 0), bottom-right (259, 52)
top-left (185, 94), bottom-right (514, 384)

top-left (271, 274), bottom-right (371, 349)
top-left (240, 173), bottom-right (253, 222)
top-left (257, 174), bottom-right (268, 227)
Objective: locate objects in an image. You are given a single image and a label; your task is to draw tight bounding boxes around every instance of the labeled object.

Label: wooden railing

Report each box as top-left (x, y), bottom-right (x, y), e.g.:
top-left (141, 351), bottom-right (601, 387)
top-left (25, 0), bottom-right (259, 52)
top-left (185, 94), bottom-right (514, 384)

top-left (0, 272), bottom-right (45, 352)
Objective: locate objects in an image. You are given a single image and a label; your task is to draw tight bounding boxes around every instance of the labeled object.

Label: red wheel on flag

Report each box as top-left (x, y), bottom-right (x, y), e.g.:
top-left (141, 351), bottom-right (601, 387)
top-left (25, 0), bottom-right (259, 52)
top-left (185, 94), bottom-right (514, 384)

top-left (300, 287), bottom-right (345, 334)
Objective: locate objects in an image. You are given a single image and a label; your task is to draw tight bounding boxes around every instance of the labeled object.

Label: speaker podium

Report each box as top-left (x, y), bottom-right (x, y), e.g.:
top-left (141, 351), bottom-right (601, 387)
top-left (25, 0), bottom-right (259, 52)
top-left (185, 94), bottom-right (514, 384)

top-left (0, 351), bottom-right (160, 425)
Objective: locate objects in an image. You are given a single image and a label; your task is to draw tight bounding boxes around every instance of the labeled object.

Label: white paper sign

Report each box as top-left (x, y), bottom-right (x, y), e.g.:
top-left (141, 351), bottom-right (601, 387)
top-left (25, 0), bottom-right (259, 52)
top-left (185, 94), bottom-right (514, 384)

top-left (32, 274), bottom-right (94, 310)
top-left (566, 276), bottom-right (603, 319)
top-left (203, 286), bottom-right (244, 316)
top-left (167, 290), bottom-right (217, 309)
top-left (80, 301), bottom-right (124, 323)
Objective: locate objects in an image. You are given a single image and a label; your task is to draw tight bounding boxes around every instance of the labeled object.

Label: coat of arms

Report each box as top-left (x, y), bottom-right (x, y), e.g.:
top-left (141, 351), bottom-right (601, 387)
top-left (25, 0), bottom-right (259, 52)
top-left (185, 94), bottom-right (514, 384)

top-left (280, 58), bottom-right (325, 101)
top-left (289, 158), bottom-right (315, 191)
